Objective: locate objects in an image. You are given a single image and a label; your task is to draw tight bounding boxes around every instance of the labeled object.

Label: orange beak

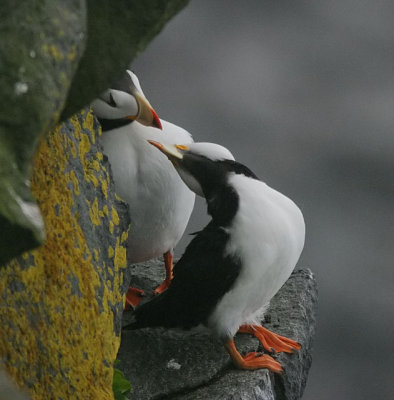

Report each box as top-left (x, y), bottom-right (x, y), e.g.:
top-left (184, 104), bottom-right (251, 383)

top-left (132, 91), bottom-right (162, 130)
top-left (151, 108), bottom-right (162, 130)
top-left (148, 140), bottom-right (184, 159)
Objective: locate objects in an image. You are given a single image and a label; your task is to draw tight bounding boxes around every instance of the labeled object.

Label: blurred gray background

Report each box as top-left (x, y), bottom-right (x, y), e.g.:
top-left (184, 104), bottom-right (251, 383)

top-left (132, 1), bottom-right (394, 399)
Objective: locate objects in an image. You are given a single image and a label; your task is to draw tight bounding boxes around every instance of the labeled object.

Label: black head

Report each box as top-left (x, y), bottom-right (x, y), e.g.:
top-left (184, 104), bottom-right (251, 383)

top-left (149, 141), bottom-right (258, 225)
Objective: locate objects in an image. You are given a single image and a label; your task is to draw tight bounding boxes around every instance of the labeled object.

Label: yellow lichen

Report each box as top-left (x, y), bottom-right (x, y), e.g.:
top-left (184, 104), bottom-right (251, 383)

top-left (93, 249), bottom-right (100, 263)
top-left (87, 198), bottom-right (100, 226)
top-left (68, 137), bottom-right (77, 158)
top-left (0, 110), bottom-right (128, 400)
top-left (101, 178), bottom-right (108, 200)
top-left (121, 231), bottom-right (128, 244)
top-left (92, 160), bottom-right (100, 172)
top-left (111, 207), bottom-right (120, 226)
top-left (41, 43), bottom-right (65, 61)
top-left (68, 44), bottom-right (78, 62)
top-left (70, 170), bottom-right (80, 195)
top-left (108, 246), bottom-right (114, 259)
top-left (109, 221), bottom-right (114, 234)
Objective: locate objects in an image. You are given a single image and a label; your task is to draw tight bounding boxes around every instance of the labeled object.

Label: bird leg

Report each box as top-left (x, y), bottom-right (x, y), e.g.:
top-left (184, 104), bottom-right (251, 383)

top-left (124, 287), bottom-right (145, 309)
top-left (238, 324), bottom-right (301, 354)
top-left (153, 250), bottom-right (174, 295)
top-left (225, 340), bottom-right (283, 373)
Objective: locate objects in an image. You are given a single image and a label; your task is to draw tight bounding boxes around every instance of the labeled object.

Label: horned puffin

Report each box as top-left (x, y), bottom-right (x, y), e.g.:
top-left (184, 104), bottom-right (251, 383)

top-left (124, 141), bottom-right (305, 372)
top-left (91, 71), bottom-right (195, 307)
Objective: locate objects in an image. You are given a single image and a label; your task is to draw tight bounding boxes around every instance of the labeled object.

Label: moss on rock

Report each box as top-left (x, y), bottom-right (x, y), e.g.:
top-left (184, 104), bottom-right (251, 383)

top-left (0, 0), bottom-right (86, 264)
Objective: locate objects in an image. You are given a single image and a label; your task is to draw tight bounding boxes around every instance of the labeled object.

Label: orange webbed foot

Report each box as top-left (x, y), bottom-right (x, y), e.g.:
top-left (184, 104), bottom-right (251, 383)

top-left (225, 340), bottom-right (283, 373)
top-left (238, 324), bottom-right (301, 354)
top-left (152, 278), bottom-right (172, 295)
top-left (124, 287), bottom-right (145, 310)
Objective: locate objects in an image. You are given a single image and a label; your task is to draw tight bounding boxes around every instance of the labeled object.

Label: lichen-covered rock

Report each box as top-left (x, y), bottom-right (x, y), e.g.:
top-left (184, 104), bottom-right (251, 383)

top-left (61, 0), bottom-right (190, 120)
top-left (0, 109), bottom-right (129, 399)
top-left (119, 263), bottom-right (318, 400)
top-left (0, 0), bottom-right (190, 266)
top-left (0, 0), bottom-right (86, 265)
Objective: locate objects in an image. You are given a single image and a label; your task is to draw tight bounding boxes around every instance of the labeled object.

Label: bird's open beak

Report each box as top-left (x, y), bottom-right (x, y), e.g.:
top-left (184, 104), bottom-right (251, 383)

top-left (131, 91), bottom-right (162, 130)
top-left (148, 140), bottom-right (186, 160)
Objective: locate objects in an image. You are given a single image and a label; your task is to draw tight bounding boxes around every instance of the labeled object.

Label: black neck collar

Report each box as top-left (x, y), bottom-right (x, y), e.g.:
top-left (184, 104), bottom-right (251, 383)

top-left (98, 118), bottom-right (133, 132)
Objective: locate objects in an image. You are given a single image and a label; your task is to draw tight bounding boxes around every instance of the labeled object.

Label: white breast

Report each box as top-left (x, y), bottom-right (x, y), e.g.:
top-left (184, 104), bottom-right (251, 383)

top-left (208, 173), bottom-right (305, 340)
top-left (101, 120), bottom-right (195, 262)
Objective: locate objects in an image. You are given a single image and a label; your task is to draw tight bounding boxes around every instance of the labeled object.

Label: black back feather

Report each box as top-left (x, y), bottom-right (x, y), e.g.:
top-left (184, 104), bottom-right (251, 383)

top-left (124, 221), bottom-right (242, 330)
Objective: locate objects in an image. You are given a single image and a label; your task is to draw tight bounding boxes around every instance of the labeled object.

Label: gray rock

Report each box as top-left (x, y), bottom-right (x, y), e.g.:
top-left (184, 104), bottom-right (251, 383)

top-left (61, 0), bottom-right (190, 120)
top-left (0, 0), bottom-right (190, 266)
top-left (119, 262), bottom-right (318, 400)
top-left (0, 0), bottom-right (86, 265)
top-left (0, 110), bottom-right (130, 398)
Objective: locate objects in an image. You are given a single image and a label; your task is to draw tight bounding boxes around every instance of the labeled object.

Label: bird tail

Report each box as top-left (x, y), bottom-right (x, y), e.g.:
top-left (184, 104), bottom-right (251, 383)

top-left (122, 291), bottom-right (176, 330)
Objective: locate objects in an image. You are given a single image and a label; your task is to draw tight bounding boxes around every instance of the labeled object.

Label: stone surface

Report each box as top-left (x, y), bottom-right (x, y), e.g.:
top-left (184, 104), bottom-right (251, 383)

top-left (0, 110), bottom-right (129, 399)
top-left (0, 0), bottom-right (190, 266)
top-left (61, 0), bottom-right (190, 120)
top-left (0, 1), bottom-right (86, 264)
top-left (119, 262), bottom-right (318, 400)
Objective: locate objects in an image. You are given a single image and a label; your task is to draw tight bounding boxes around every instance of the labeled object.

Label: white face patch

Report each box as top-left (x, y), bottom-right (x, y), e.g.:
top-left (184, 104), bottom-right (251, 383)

top-left (91, 89), bottom-right (138, 119)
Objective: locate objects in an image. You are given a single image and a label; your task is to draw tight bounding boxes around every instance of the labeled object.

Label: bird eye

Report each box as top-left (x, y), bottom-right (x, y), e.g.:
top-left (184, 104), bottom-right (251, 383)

top-left (108, 93), bottom-right (117, 107)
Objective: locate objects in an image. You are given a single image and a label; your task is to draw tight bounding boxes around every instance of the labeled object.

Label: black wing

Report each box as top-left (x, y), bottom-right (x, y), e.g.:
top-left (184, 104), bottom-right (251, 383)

top-left (127, 221), bottom-right (241, 330)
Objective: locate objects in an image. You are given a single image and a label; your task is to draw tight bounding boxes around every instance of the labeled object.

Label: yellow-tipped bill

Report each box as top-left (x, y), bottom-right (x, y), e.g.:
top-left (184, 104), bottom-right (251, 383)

top-left (148, 140), bottom-right (186, 159)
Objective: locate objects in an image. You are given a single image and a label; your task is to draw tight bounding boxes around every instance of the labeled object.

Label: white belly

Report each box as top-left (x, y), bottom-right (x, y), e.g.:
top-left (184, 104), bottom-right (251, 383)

top-left (101, 120), bottom-right (195, 262)
top-left (208, 174), bottom-right (305, 340)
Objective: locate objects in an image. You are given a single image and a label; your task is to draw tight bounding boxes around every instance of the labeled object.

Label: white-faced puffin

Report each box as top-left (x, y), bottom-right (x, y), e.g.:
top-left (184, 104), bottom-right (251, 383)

top-left (91, 71), bottom-right (195, 307)
top-left (124, 141), bottom-right (305, 373)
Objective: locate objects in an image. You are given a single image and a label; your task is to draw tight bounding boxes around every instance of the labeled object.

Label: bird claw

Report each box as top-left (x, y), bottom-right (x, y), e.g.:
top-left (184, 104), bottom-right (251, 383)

top-left (226, 340), bottom-right (283, 373)
top-left (238, 324), bottom-right (300, 354)
top-left (152, 279), bottom-right (172, 295)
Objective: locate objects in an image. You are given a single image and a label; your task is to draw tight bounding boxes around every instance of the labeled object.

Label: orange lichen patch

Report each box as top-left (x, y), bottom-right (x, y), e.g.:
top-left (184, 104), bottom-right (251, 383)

top-left (0, 110), bottom-right (128, 400)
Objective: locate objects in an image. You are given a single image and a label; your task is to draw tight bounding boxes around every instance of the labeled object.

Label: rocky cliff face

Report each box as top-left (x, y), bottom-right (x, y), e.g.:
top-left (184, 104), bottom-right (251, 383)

top-left (0, 110), bottom-right (129, 399)
top-left (0, 0), bottom-right (86, 265)
top-left (0, 2), bottom-right (189, 399)
top-left (0, 0), bottom-right (190, 266)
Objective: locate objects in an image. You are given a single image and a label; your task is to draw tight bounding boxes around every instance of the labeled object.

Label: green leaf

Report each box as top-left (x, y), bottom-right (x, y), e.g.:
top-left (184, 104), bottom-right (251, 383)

top-left (113, 362), bottom-right (132, 400)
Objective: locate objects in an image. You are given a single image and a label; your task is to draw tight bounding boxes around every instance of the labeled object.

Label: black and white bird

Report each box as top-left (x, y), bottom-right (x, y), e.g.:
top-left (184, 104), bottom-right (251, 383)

top-left (91, 71), bottom-right (195, 307)
top-left (124, 141), bottom-right (305, 373)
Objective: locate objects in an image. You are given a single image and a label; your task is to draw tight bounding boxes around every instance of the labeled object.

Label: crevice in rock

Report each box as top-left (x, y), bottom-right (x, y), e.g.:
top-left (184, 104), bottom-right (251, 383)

top-left (152, 363), bottom-right (233, 400)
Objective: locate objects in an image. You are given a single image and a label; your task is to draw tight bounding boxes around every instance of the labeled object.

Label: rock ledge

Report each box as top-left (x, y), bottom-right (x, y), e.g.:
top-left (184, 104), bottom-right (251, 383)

top-left (119, 261), bottom-right (318, 400)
